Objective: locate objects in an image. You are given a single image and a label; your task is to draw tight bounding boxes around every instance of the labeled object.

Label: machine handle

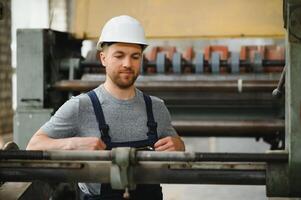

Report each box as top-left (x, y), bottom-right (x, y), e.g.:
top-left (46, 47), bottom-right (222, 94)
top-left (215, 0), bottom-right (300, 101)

top-left (272, 65), bottom-right (286, 98)
top-left (20, 98), bottom-right (41, 102)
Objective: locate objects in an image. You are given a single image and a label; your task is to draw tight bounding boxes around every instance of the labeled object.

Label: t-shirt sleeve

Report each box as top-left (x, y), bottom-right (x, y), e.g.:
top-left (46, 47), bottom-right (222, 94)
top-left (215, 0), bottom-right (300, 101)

top-left (152, 97), bottom-right (178, 138)
top-left (41, 97), bottom-right (79, 138)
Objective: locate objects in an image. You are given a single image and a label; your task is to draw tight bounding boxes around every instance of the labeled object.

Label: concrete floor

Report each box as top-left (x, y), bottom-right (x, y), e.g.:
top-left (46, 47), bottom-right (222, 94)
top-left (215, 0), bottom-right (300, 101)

top-left (163, 184), bottom-right (266, 200)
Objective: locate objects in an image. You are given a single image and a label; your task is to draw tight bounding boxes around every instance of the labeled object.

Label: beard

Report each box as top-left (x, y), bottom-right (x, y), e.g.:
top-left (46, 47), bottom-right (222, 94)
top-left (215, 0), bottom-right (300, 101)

top-left (108, 69), bottom-right (139, 89)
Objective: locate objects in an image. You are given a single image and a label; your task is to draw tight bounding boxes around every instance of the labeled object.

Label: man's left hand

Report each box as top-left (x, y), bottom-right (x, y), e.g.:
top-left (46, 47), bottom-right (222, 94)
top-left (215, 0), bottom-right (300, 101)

top-left (154, 136), bottom-right (185, 151)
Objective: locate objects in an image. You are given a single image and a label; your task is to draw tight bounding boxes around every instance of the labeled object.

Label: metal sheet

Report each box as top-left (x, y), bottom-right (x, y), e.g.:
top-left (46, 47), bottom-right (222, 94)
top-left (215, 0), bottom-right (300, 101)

top-left (286, 3), bottom-right (301, 196)
top-left (16, 29), bottom-right (45, 108)
top-left (13, 108), bottom-right (52, 150)
top-left (0, 182), bottom-right (32, 200)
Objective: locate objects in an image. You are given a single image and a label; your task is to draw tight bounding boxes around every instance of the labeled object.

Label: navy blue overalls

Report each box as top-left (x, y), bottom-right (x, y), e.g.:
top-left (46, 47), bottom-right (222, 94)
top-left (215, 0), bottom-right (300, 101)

top-left (84, 90), bottom-right (163, 200)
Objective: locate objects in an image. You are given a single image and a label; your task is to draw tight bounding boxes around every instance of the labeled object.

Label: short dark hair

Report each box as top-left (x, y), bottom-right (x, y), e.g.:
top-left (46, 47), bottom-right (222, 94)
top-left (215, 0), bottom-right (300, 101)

top-left (101, 42), bottom-right (145, 51)
top-left (101, 42), bottom-right (116, 49)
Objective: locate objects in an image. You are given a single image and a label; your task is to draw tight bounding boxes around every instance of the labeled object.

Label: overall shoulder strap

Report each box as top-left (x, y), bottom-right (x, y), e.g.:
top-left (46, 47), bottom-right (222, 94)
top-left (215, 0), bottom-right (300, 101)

top-left (143, 94), bottom-right (158, 146)
top-left (87, 90), bottom-right (110, 144)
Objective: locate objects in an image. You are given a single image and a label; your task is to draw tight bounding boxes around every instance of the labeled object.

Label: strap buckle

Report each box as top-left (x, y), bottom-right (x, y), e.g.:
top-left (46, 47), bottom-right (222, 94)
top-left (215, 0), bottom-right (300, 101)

top-left (147, 121), bottom-right (157, 129)
top-left (100, 124), bottom-right (110, 142)
top-left (136, 146), bottom-right (154, 151)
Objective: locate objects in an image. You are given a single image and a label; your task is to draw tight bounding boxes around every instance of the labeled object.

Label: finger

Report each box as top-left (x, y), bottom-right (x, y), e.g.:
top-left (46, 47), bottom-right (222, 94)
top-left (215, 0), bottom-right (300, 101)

top-left (100, 141), bottom-right (107, 150)
top-left (155, 142), bottom-right (173, 151)
top-left (154, 137), bottom-right (170, 148)
top-left (155, 145), bottom-right (168, 151)
top-left (97, 139), bottom-right (107, 150)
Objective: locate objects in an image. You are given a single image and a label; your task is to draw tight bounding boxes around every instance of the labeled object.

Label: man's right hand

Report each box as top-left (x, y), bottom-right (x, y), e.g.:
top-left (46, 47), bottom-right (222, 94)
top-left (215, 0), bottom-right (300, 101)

top-left (69, 137), bottom-right (107, 150)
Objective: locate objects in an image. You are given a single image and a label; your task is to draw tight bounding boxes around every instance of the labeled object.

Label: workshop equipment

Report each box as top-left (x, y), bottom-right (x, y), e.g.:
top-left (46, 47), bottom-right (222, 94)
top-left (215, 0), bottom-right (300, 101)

top-left (0, 146), bottom-right (288, 199)
top-left (4, 0), bottom-right (301, 198)
top-left (14, 29), bottom-right (285, 149)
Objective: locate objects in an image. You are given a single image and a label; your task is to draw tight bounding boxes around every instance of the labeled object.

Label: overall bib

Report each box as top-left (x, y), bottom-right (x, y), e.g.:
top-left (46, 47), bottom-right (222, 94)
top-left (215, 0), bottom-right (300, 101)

top-left (83, 90), bottom-right (163, 200)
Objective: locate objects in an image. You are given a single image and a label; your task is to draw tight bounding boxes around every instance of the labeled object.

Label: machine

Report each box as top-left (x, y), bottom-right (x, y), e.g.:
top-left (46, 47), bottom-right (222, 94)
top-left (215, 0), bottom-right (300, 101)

top-left (13, 28), bottom-right (285, 150)
top-left (1, 0), bottom-right (301, 199)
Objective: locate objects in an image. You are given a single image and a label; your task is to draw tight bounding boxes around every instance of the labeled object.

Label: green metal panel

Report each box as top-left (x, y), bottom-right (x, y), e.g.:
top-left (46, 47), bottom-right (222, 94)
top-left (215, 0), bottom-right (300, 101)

top-left (16, 29), bottom-right (46, 108)
top-left (287, 38), bottom-right (301, 197)
top-left (286, 1), bottom-right (301, 197)
top-left (267, 1), bottom-right (301, 197)
top-left (266, 163), bottom-right (289, 196)
top-left (13, 108), bottom-right (52, 150)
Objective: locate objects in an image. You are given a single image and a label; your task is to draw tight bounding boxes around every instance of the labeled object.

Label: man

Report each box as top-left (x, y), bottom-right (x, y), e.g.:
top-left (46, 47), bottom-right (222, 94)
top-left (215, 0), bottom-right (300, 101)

top-left (27, 15), bottom-right (185, 199)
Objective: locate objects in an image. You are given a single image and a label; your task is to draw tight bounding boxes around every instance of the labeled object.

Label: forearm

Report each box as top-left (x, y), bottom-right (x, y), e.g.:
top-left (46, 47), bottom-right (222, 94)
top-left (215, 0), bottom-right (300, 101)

top-left (26, 129), bottom-right (74, 150)
top-left (26, 129), bottom-right (106, 150)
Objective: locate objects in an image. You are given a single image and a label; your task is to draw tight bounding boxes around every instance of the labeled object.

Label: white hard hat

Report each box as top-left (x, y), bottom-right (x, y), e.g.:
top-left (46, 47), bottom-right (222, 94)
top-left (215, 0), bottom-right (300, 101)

top-left (96, 15), bottom-right (148, 50)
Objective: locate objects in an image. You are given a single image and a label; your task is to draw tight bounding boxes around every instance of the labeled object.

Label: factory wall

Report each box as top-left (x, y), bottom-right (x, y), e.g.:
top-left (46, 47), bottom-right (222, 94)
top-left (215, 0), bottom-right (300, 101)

top-left (72, 0), bottom-right (284, 40)
top-left (0, 0), bottom-right (13, 137)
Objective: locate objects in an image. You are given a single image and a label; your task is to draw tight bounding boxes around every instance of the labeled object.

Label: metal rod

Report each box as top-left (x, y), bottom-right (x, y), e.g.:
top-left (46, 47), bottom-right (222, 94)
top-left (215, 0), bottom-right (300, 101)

top-left (136, 152), bottom-right (288, 162)
top-left (133, 164), bottom-right (266, 185)
top-left (53, 79), bottom-right (278, 92)
top-left (0, 161), bottom-right (111, 183)
top-left (0, 150), bottom-right (111, 161)
top-left (81, 60), bottom-right (285, 69)
top-left (173, 119), bottom-right (284, 137)
top-left (272, 65), bottom-right (286, 98)
top-left (46, 150), bottom-right (112, 160)
top-left (0, 161), bottom-right (266, 185)
top-left (0, 150), bottom-right (288, 162)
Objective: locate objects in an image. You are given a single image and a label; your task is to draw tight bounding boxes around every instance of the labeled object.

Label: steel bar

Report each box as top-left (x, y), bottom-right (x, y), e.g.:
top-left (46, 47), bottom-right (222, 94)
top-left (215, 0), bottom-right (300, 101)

top-left (0, 161), bottom-right (111, 183)
top-left (0, 150), bottom-right (288, 163)
top-left (54, 74), bottom-right (281, 93)
top-left (0, 160), bottom-right (266, 185)
top-left (133, 164), bottom-right (266, 185)
top-left (169, 162), bottom-right (266, 170)
top-left (80, 60), bottom-right (285, 69)
top-left (53, 79), bottom-right (278, 92)
top-left (81, 74), bottom-right (281, 81)
top-left (172, 119), bottom-right (284, 137)
top-left (0, 150), bottom-right (112, 160)
top-left (136, 151), bottom-right (288, 162)
top-left (148, 60), bottom-right (285, 68)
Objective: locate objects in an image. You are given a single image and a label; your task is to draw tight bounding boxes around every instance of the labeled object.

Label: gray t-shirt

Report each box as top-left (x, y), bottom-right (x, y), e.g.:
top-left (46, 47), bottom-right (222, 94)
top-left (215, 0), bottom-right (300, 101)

top-left (41, 84), bottom-right (177, 195)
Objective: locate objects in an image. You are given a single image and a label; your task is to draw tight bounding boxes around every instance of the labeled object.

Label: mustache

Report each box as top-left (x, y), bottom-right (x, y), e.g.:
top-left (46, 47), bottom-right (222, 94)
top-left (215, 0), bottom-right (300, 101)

top-left (119, 69), bottom-right (134, 73)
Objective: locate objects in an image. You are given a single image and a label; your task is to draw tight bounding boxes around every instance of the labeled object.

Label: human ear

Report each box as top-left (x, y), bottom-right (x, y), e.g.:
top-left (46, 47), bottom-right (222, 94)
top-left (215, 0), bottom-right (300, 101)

top-left (100, 52), bottom-right (106, 67)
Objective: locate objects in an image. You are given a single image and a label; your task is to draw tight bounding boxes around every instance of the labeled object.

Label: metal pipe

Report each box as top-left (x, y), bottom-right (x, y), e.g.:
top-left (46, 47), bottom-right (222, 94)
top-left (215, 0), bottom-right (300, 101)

top-left (0, 150), bottom-right (288, 162)
top-left (133, 165), bottom-right (266, 185)
top-left (53, 73), bottom-right (281, 92)
top-left (136, 152), bottom-right (288, 162)
top-left (80, 59), bottom-right (285, 69)
top-left (53, 79), bottom-right (278, 92)
top-left (0, 160), bottom-right (266, 185)
top-left (0, 161), bottom-right (111, 183)
top-left (47, 150), bottom-right (112, 161)
top-left (172, 120), bottom-right (284, 137)
top-left (0, 150), bottom-right (111, 161)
